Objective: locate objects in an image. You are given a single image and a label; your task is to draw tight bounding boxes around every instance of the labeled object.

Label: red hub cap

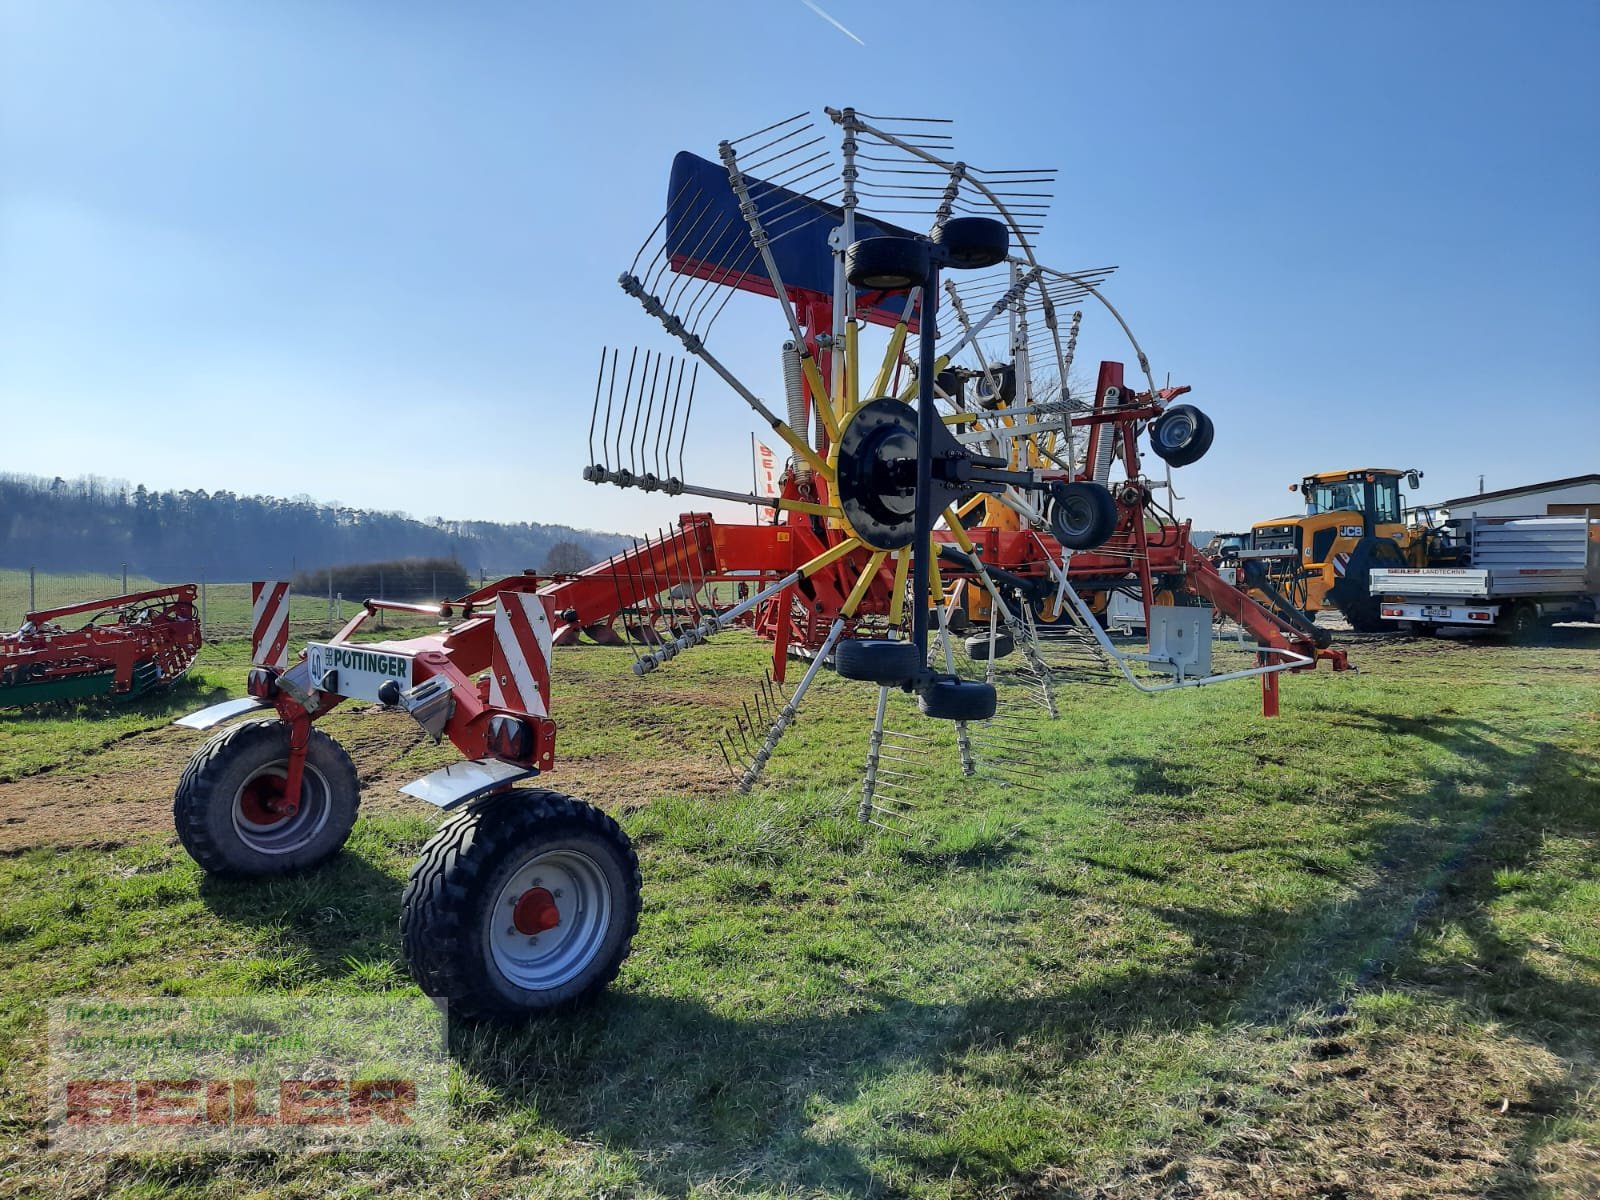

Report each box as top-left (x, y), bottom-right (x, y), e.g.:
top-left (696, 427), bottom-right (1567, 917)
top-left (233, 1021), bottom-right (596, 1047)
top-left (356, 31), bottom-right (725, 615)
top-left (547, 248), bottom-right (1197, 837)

top-left (239, 775), bottom-right (291, 825)
top-left (511, 887), bottom-right (561, 935)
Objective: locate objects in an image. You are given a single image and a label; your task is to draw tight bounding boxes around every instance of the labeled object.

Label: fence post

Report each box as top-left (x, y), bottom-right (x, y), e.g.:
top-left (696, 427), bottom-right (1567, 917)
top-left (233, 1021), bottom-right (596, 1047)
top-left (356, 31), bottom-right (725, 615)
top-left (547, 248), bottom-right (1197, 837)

top-left (378, 570), bottom-right (385, 630)
top-left (327, 569), bottom-right (334, 627)
top-left (121, 563), bottom-right (128, 594)
top-left (28, 566), bottom-right (35, 614)
top-left (201, 577), bottom-right (207, 635)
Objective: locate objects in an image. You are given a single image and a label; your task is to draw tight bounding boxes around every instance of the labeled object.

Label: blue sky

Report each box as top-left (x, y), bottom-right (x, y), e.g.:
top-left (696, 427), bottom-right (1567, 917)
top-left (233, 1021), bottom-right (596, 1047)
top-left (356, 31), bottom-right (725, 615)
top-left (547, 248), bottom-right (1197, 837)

top-left (3, 1), bottom-right (1596, 536)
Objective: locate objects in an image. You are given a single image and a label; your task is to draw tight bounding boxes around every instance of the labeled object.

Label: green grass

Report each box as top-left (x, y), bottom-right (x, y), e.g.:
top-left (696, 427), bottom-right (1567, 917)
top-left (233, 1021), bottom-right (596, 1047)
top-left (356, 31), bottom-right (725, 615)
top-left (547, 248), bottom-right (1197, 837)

top-left (0, 568), bottom-right (357, 638)
top-left (0, 629), bottom-right (1597, 1197)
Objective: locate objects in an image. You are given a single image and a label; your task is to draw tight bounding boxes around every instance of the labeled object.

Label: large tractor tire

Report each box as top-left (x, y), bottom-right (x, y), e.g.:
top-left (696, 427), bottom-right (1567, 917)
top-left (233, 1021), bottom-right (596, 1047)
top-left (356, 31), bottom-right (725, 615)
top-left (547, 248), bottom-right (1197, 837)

top-left (1340, 596), bottom-right (1390, 633)
top-left (401, 790), bottom-right (641, 1022)
top-left (174, 719), bottom-right (360, 877)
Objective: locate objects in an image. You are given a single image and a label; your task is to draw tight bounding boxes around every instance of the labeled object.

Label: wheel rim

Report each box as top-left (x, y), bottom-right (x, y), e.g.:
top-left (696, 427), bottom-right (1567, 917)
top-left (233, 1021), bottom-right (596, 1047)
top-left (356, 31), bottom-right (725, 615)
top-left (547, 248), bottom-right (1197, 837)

top-left (488, 849), bottom-right (613, 992)
top-left (1058, 494), bottom-right (1092, 536)
top-left (1158, 413), bottom-right (1195, 448)
top-left (230, 763), bottom-right (332, 855)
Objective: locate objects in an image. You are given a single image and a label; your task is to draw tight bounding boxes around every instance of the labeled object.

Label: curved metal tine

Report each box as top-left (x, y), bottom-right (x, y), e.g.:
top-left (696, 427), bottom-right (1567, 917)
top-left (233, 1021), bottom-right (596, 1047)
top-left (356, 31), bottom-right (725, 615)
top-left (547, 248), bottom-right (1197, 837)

top-left (651, 189), bottom-right (725, 299)
top-left (716, 738), bottom-right (740, 781)
top-left (678, 518), bottom-right (707, 622)
top-left (651, 356), bottom-right (677, 486)
top-left (668, 211), bottom-right (751, 321)
top-left (676, 364), bottom-right (697, 485)
top-left (640, 528), bottom-right (663, 640)
top-left (614, 539), bottom-right (641, 662)
top-left (673, 178), bottom-right (831, 332)
top-left (630, 173), bottom-right (700, 276)
top-left (727, 110), bottom-right (810, 149)
top-left (630, 351), bottom-right (663, 479)
top-left (624, 533), bottom-right (651, 646)
top-left (611, 347), bottom-right (640, 478)
top-left (740, 134), bottom-right (828, 179)
top-left (587, 346), bottom-right (610, 471)
top-left (643, 189), bottom-right (718, 297)
top-left (659, 525), bottom-right (684, 635)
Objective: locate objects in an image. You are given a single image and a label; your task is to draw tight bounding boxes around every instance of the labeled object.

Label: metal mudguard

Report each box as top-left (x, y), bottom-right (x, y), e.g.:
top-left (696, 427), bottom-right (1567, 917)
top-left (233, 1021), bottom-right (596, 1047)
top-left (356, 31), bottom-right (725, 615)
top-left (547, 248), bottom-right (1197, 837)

top-left (400, 758), bottom-right (539, 809)
top-left (174, 696), bottom-right (270, 730)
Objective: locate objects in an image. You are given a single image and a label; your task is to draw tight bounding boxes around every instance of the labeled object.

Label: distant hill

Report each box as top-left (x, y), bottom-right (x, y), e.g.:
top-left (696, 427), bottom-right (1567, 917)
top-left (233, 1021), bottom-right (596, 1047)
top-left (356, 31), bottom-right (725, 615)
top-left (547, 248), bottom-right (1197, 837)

top-left (0, 472), bottom-right (632, 580)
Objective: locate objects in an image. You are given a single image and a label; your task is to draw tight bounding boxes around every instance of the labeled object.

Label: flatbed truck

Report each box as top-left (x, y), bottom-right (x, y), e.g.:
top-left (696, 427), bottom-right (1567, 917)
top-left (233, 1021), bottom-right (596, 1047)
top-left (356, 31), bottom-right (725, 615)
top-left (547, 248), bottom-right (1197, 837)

top-left (1369, 516), bottom-right (1598, 636)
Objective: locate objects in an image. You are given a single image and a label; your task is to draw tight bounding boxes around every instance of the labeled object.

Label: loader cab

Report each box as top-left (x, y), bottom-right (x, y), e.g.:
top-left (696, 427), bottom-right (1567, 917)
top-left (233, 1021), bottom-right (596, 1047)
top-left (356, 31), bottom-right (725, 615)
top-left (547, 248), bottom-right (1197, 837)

top-left (1298, 469), bottom-right (1407, 525)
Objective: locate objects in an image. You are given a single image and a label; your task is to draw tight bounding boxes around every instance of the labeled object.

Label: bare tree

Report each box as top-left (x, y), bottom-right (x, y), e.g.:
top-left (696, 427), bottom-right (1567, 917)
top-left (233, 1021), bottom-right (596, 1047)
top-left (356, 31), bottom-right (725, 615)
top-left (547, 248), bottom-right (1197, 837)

top-left (542, 540), bottom-right (591, 574)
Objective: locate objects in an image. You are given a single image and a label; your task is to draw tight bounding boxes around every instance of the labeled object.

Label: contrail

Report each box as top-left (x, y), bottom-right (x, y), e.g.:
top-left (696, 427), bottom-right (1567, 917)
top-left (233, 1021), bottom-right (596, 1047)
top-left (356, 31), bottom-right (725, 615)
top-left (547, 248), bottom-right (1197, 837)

top-left (798, 0), bottom-right (865, 45)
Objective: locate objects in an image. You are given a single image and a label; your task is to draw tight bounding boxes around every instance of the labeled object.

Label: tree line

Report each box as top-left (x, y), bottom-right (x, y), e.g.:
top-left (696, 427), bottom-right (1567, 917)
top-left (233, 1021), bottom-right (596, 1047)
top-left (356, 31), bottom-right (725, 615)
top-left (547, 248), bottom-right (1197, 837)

top-left (0, 473), bottom-right (631, 580)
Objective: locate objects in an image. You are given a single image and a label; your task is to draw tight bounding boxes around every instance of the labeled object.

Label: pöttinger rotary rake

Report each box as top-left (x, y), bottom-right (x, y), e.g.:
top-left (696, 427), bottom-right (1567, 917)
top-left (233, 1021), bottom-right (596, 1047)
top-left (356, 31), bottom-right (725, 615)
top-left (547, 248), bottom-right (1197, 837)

top-left (582, 107), bottom-right (1348, 798)
top-left (1, 585), bottom-right (201, 707)
top-left (164, 107), bottom-right (1349, 1022)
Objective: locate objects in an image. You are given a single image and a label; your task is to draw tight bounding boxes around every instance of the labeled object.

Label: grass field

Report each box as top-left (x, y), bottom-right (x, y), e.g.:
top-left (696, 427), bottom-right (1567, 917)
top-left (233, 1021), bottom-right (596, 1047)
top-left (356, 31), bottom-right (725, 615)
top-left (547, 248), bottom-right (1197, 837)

top-left (0, 568), bottom-right (367, 639)
top-left (0, 623), bottom-right (1596, 1197)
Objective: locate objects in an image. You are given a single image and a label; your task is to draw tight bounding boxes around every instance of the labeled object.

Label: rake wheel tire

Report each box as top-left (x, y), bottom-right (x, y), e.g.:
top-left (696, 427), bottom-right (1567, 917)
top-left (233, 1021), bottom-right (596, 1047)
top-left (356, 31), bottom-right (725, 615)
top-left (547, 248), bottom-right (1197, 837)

top-left (918, 676), bottom-right (998, 722)
top-left (931, 217), bottom-right (1010, 270)
top-left (1149, 404), bottom-right (1215, 468)
top-left (1048, 481), bottom-right (1119, 550)
top-left (964, 631), bottom-right (1015, 661)
top-left (174, 718), bottom-right (359, 877)
top-left (401, 790), bottom-right (640, 1022)
top-left (846, 237), bottom-right (929, 291)
top-left (834, 638), bottom-right (922, 685)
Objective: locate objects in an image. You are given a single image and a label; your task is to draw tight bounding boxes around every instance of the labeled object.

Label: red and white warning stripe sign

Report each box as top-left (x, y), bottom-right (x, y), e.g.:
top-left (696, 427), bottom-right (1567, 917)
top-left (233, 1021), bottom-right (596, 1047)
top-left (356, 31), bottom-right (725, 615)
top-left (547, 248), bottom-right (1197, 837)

top-left (251, 581), bottom-right (291, 670)
top-left (490, 593), bottom-right (553, 717)
top-left (1332, 553), bottom-right (1351, 578)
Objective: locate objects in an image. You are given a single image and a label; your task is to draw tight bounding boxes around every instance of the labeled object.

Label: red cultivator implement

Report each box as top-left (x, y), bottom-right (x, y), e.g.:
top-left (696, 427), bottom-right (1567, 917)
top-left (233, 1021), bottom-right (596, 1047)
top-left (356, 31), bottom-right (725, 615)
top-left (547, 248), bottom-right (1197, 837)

top-left (1, 585), bottom-right (202, 708)
top-left (165, 106), bottom-right (1353, 1022)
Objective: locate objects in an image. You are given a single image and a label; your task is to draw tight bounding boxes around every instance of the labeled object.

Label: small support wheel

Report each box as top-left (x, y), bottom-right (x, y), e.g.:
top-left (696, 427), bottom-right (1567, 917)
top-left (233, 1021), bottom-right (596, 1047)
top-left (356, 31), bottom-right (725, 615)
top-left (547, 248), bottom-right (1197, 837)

top-left (1149, 404), bottom-right (1215, 467)
top-left (845, 237), bottom-right (930, 291)
top-left (173, 718), bottom-right (359, 877)
top-left (401, 790), bottom-right (641, 1022)
top-left (964, 631), bottom-right (1015, 661)
top-left (918, 676), bottom-right (997, 721)
top-left (834, 638), bottom-right (922, 685)
top-left (930, 216), bottom-right (1010, 270)
top-left (1047, 481), bottom-right (1119, 550)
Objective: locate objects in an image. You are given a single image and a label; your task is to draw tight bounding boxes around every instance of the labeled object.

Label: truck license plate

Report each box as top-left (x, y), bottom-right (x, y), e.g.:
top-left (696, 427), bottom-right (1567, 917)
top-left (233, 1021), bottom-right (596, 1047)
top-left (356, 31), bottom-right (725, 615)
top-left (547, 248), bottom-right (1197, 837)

top-left (1422, 605), bottom-right (1452, 618)
top-left (304, 643), bottom-right (414, 702)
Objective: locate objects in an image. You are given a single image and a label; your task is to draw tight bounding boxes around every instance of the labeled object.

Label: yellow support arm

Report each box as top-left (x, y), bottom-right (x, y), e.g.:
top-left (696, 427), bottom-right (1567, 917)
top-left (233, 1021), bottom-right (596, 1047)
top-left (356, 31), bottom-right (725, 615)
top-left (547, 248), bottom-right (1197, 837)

top-left (841, 550), bottom-right (886, 618)
top-left (799, 536), bottom-right (862, 579)
top-left (886, 546), bottom-right (912, 627)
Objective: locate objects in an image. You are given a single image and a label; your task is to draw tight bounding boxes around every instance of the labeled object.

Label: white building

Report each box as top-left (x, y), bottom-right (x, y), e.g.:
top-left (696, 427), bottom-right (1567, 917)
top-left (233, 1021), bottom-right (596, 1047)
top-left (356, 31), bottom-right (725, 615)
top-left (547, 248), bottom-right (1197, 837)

top-left (1442, 474), bottom-right (1600, 521)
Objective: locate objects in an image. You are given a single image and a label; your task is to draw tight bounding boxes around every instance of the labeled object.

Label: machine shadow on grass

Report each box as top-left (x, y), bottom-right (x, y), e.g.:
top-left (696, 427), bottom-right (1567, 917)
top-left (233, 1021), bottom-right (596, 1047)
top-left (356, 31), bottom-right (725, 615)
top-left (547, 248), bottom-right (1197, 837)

top-left (180, 698), bottom-right (1598, 1196)
top-left (0, 672), bottom-right (222, 725)
top-left (195, 852), bottom-right (410, 982)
